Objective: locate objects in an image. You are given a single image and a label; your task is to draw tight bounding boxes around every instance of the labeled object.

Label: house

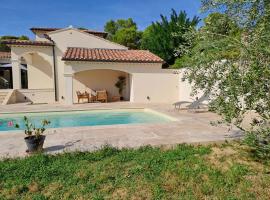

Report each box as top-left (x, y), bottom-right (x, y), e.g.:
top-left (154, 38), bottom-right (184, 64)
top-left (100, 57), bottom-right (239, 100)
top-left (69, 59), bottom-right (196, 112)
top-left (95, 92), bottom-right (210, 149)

top-left (0, 26), bottom-right (192, 105)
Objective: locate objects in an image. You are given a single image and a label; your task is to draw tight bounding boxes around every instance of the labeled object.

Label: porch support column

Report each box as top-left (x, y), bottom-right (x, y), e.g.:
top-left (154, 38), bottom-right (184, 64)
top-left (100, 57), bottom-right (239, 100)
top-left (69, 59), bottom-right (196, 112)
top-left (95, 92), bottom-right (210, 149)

top-left (130, 74), bottom-right (134, 102)
top-left (64, 73), bottom-right (73, 105)
top-left (11, 58), bottom-right (21, 89)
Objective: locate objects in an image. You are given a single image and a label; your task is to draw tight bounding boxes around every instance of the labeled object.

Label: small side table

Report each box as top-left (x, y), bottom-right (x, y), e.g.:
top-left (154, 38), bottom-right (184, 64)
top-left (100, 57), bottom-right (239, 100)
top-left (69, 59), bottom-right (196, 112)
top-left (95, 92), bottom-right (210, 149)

top-left (112, 96), bottom-right (121, 102)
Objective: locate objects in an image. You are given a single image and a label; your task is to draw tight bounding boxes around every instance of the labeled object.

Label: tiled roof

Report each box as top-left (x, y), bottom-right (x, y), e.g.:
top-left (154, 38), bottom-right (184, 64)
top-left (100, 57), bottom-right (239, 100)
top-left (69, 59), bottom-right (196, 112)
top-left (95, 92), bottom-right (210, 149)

top-left (0, 52), bottom-right (11, 59)
top-left (1, 40), bottom-right (54, 46)
top-left (30, 27), bottom-right (108, 38)
top-left (62, 48), bottom-right (164, 63)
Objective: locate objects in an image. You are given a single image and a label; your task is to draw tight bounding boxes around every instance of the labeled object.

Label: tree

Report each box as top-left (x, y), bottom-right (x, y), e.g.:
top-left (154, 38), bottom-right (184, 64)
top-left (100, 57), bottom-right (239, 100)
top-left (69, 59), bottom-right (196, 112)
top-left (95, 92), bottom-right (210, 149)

top-left (104, 18), bottom-right (142, 49)
top-left (0, 35), bottom-right (29, 51)
top-left (177, 0), bottom-right (270, 159)
top-left (201, 12), bottom-right (239, 36)
top-left (174, 12), bottom-right (240, 68)
top-left (140, 9), bottom-right (200, 65)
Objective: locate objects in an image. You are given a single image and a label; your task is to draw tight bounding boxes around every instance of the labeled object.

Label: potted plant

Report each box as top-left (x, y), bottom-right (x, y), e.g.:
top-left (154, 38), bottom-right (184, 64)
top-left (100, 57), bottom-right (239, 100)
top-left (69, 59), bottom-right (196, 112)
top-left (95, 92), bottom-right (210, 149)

top-left (115, 76), bottom-right (126, 101)
top-left (15, 116), bottom-right (50, 153)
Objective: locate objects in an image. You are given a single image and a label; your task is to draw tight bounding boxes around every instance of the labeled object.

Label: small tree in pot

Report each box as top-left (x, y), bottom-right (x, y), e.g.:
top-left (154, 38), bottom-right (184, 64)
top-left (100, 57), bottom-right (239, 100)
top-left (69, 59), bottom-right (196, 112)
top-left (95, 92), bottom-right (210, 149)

top-left (115, 76), bottom-right (126, 100)
top-left (15, 116), bottom-right (50, 153)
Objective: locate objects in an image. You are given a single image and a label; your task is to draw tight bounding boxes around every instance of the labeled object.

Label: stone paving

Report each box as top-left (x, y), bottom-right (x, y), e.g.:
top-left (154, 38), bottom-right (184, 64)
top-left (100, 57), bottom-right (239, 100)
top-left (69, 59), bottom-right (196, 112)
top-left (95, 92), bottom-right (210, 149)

top-left (0, 102), bottom-right (243, 158)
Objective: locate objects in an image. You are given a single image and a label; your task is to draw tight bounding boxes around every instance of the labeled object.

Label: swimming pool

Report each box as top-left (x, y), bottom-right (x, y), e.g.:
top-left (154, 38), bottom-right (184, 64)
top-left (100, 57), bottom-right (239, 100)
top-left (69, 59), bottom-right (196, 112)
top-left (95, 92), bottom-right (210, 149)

top-left (0, 109), bottom-right (176, 132)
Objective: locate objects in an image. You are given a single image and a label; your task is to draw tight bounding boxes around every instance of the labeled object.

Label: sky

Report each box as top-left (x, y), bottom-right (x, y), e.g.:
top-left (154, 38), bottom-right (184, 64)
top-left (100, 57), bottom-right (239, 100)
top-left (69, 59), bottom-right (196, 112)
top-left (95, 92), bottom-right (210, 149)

top-left (0, 0), bottom-right (202, 39)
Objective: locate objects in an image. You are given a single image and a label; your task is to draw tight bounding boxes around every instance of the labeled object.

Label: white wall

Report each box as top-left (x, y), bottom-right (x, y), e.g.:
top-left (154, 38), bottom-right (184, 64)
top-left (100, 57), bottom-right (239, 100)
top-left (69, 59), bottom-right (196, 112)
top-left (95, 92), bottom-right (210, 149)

top-left (5, 89), bottom-right (55, 104)
top-left (10, 46), bottom-right (55, 90)
top-left (27, 53), bottom-right (54, 89)
top-left (177, 69), bottom-right (208, 103)
top-left (131, 71), bottom-right (179, 103)
top-left (16, 89), bottom-right (55, 104)
top-left (49, 28), bottom-right (127, 53)
top-left (34, 31), bottom-right (49, 41)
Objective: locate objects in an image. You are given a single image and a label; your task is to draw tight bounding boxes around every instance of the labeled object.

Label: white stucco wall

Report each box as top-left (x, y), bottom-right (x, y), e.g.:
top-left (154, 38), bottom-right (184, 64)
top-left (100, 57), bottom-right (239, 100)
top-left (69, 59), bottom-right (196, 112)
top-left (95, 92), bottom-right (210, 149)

top-left (17, 89), bottom-right (55, 104)
top-left (5, 89), bottom-right (54, 104)
top-left (10, 46), bottom-right (54, 90)
top-left (27, 53), bottom-right (54, 89)
top-left (34, 31), bottom-right (49, 41)
top-left (49, 28), bottom-right (127, 52)
top-left (131, 71), bottom-right (179, 103)
top-left (177, 69), bottom-right (208, 103)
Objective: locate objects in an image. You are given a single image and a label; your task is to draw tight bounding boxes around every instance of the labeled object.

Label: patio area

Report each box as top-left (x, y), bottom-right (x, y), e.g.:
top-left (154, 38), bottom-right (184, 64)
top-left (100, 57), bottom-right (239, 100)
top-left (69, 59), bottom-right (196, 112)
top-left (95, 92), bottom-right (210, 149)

top-left (0, 102), bottom-right (243, 158)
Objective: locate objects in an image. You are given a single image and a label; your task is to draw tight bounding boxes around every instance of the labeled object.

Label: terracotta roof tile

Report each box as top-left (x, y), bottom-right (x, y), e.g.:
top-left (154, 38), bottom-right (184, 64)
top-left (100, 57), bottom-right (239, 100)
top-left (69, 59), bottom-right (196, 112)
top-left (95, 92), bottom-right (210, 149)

top-left (62, 48), bottom-right (164, 63)
top-left (0, 52), bottom-right (11, 59)
top-left (1, 40), bottom-right (54, 46)
top-left (30, 27), bottom-right (108, 38)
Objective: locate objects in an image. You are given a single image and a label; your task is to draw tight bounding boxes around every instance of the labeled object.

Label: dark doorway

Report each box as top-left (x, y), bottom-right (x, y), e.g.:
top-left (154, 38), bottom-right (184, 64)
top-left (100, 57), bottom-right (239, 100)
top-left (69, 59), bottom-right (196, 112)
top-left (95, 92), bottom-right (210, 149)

top-left (21, 64), bottom-right (28, 89)
top-left (0, 67), bottom-right (12, 89)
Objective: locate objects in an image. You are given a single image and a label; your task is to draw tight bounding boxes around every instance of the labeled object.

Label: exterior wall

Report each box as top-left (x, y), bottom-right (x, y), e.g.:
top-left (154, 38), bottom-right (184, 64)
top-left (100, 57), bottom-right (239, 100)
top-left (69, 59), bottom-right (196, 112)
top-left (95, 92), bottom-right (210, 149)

top-left (3, 89), bottom-right (54, 104)
top-left (16, 89), bottom-right (55, 104)
top-left (131, 71), bottom-right (179, 103)
top-left (0, 89), bottom-right (14, 105)
top-left (26, 53), bottom-right (54, 89)
top-left (65, 61), bottom-right (162, 74)
top-left (48, 29), bottom-right (127, 53)
top-left (73, 69), bottom-right (129, 103)
top-left (34, 31), bottom-right (49, 41)
top-left (10, 46), bottom-right (54, 90)
top-left (177, 69), bottom-right (206, 102)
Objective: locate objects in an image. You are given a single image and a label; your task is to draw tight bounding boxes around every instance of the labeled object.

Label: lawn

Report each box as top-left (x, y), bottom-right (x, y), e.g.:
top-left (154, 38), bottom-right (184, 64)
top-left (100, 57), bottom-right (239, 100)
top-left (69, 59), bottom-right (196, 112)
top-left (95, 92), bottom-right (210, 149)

top-left (0, 143), bottom-right (269, 200)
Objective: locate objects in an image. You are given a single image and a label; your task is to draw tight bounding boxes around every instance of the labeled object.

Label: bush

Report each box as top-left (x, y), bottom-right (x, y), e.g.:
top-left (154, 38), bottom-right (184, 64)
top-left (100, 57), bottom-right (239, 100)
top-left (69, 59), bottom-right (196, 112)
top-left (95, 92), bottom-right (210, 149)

top-left (244, 128), bottom-right (270, 160)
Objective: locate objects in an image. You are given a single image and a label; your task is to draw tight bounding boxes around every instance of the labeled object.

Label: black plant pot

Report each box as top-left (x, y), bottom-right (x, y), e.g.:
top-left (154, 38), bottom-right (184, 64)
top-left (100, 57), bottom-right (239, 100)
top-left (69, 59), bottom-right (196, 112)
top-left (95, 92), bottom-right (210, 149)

top-left (24, 135), bottom-right (46, 153)
top-left (120, 96), bottom-right (124, 101)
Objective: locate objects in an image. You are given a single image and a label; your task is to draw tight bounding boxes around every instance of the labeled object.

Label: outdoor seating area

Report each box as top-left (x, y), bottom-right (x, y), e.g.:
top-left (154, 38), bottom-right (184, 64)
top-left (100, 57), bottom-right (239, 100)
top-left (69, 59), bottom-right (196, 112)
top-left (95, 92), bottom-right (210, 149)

top-left (76, 90), bottom-right (109, 103)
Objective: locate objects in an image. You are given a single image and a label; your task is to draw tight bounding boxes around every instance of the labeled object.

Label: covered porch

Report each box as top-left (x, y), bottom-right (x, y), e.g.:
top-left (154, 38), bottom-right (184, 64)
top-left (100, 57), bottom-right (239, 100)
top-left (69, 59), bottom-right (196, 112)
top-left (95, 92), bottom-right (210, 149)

top-left (73, 69), bottom-right (131, 103)
top-left (61, 47), bottom-right (165, 105)
top-left (63, 63), bottom-right (134, 105)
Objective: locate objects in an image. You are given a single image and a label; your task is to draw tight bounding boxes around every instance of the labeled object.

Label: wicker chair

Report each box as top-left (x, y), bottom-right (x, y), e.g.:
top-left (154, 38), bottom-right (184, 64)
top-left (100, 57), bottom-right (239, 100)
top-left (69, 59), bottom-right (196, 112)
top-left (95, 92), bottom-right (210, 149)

top-left (76, 91), bottom-right (90, 103)
top-left (96, 90), bottom-right (108, 103)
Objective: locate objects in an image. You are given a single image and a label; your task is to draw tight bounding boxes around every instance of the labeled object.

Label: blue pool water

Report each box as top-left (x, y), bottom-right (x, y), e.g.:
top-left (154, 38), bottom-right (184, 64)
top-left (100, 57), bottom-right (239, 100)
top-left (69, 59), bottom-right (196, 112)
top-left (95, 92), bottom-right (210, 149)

top-left (0, 109), bottom-right (174, 132)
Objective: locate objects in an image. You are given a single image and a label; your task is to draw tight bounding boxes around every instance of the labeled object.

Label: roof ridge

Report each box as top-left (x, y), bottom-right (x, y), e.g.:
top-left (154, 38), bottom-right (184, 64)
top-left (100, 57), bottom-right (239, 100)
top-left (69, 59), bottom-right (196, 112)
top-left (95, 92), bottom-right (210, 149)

top-left (30, 27), bottom-right (106, 32)
top-left (67, 47), bottom-right (128, 51)
top-left (69, 47), bottom-right (152, 52)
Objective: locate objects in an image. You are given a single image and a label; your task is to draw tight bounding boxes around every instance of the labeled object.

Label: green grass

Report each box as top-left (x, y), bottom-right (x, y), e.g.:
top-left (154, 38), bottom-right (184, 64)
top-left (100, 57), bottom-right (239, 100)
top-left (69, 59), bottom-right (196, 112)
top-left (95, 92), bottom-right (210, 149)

top-left (0, 143), bottom-right (270, 200)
